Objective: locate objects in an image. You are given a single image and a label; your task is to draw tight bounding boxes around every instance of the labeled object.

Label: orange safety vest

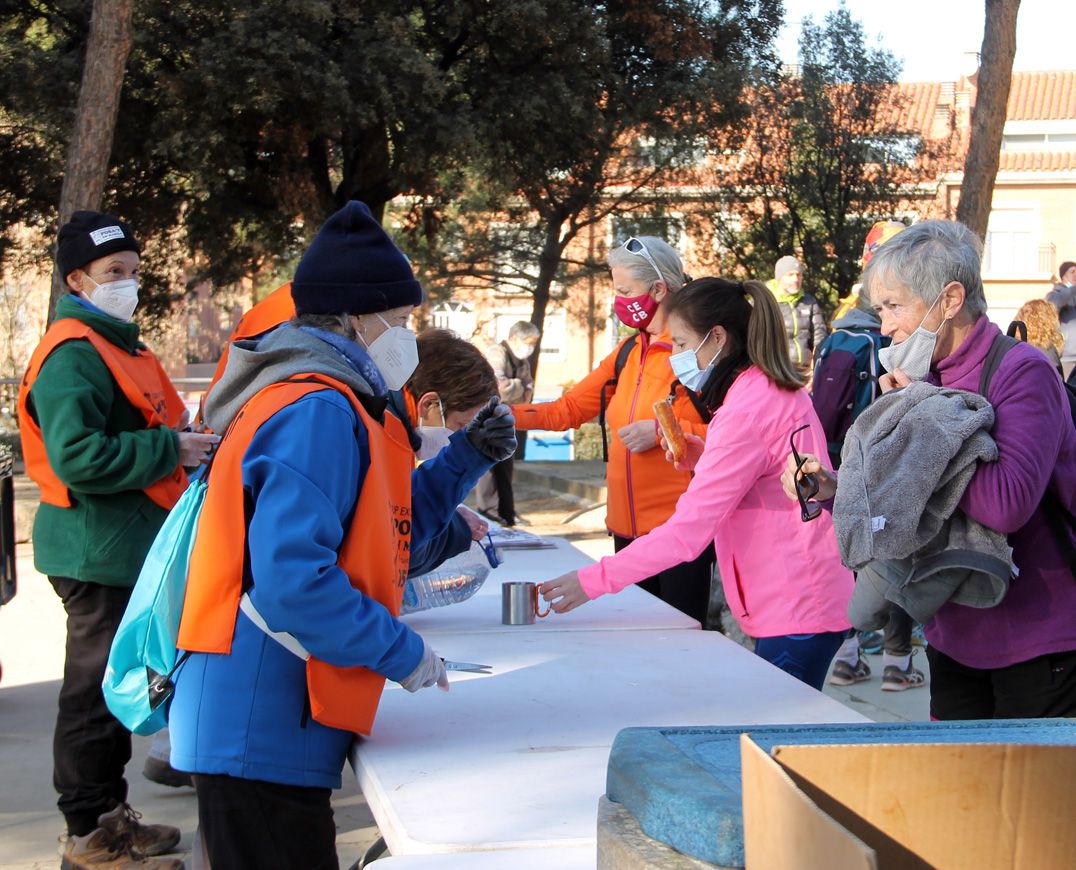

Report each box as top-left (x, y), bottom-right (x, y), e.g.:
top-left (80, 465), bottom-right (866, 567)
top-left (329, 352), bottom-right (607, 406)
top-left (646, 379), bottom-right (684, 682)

top-left (178, 373), bottom-right (413, 736)
top-left (208, 283), bottom-right (297, 392)
top-left (18, 319), bottom-right (187, 510)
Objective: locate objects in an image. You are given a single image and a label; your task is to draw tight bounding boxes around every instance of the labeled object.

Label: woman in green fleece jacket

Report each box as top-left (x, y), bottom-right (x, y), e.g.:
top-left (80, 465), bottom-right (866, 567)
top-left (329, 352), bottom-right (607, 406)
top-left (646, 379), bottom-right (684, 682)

top-left (18, 211), bottom-right (217, 869)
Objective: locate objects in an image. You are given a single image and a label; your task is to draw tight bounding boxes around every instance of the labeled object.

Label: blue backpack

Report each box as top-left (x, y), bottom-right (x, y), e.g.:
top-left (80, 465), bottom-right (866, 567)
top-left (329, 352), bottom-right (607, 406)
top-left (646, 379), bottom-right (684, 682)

top-left (811, 328), bottom-right (887, 469)
top-left (102, 474), bottom-right (206, 735)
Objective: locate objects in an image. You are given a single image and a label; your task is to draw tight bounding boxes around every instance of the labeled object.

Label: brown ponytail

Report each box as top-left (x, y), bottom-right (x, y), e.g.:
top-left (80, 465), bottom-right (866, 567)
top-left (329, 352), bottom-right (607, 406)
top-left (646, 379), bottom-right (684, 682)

top-left (742, 281), bottom-right (804, 390)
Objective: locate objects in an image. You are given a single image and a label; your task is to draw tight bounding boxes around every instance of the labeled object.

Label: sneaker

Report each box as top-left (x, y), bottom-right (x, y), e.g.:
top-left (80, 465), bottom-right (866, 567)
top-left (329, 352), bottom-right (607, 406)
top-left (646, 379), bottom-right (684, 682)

top-left (61, 827), bottom-right (183, 869)
top-left (910, 623), bottom-right (927, 646)
top-left (857, 630), bottom-right (884, 655)
top-left (142, 756), bottom-right (193, 789)
top-left (881, 658), bottom-right (927, 692)
top-left (97, 804), bottom-right (181, 859)
top-left (828, 655), bottom-right (871, 686)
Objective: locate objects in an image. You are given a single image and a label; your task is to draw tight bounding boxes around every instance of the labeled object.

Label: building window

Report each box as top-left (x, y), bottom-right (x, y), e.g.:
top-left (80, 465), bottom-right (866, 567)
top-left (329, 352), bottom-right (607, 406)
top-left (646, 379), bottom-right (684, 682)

top-left (983, 209), bottom-right (1038, 275)
top-left (430, 301), bottom-right (477, 338)
top-left (494, 311), bottom-right (565, 361)
top-left (1001, 132), bottom-right (1076, 151)
top-left (610, 214), bottom-right (684, 251)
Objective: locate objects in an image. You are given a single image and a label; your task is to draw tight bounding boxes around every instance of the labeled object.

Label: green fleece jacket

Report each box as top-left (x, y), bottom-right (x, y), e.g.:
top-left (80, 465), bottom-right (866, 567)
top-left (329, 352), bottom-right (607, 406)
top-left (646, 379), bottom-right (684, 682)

top-left (26, 295), bottom-right (181, 586)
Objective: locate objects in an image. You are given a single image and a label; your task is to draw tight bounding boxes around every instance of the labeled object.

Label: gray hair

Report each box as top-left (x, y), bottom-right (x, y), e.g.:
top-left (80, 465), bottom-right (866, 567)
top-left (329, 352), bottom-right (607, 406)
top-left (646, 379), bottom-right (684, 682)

top-left (508, 321), bottom-right (540, 341)
top-left (861, 220), bottom-right (987, 317)
top-left (292, 312), bottom-right (358, 341)
top-left (607, 236), bottom-right (687, 292)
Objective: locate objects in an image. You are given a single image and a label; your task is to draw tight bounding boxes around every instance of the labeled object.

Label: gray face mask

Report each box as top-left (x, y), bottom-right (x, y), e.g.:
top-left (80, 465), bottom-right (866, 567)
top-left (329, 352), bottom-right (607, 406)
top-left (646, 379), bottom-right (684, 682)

top-left (877, 290), bottom-right (946, 382)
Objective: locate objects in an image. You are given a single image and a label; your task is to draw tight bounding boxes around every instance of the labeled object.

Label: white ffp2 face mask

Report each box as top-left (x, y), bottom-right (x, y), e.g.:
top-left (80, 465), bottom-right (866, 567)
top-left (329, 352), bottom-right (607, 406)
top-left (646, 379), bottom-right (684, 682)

top-left (509, 341), bottom-right (535, 360)
top-left (362, 314), bottom-right (418, 391)
top-left (877, 291), bottom-right (947, 382)
top-left (416, 399), bottom-right (454, 461)
top-left (84, 276), bottom-right (140, 322)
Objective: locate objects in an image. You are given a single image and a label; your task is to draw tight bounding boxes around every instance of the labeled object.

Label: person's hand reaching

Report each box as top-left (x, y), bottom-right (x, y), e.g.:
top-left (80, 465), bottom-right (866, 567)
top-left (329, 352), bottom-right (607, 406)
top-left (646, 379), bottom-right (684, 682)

top-left (465, 397), bottom-right (517, 462)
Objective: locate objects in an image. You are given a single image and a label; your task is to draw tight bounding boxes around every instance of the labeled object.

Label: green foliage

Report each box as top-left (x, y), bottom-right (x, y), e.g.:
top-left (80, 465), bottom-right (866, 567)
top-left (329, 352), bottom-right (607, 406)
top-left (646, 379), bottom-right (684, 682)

top-left (702, 2), bottom-right (943, 309)
top-left (399, 0), bottom-right (783, 377)
top-left (0, 0), bottom-right (783, 341)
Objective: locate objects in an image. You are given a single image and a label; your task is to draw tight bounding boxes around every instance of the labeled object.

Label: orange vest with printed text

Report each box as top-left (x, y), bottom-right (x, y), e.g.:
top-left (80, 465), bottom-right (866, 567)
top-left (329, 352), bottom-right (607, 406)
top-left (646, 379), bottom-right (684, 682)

top-left (18, 319), bottom-right (187, 510)
top-left (207, 283), bottom-right (297, 392)
top-left (177, 373), bottom-right (413, 736)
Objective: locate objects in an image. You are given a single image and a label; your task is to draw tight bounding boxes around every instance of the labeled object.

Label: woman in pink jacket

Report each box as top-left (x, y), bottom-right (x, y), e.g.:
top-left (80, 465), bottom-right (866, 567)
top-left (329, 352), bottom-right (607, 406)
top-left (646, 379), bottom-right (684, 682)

top-left (541, 278), bottom-right (854, 689)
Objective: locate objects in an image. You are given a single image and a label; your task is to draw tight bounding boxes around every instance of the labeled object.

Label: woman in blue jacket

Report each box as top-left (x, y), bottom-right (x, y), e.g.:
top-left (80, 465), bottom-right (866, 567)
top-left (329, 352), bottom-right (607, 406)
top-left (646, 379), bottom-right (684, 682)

top-left (169, 202), bottom-right (514, 870)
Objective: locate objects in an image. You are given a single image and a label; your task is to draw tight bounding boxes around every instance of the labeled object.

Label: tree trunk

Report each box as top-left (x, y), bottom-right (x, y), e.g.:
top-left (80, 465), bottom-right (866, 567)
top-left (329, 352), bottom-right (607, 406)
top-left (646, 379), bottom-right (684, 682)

top-left (49, 0), bottom-right (134, 322)
top-left (956, 0), bottom-right (1020, 239)
top-left (527, 218), bottom-right (569, 386)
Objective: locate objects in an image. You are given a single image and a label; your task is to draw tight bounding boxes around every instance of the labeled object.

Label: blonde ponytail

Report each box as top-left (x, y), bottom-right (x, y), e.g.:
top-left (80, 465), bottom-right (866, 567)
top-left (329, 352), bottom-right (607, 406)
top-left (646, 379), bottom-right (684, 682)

top-left (742, 280), bottom-right (805, 391)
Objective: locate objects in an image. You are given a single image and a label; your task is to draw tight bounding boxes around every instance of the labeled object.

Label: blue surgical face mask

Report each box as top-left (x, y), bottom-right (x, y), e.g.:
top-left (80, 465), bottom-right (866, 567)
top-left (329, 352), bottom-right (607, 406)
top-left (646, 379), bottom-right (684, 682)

top-left (669, 333), bottom-right (721, 393)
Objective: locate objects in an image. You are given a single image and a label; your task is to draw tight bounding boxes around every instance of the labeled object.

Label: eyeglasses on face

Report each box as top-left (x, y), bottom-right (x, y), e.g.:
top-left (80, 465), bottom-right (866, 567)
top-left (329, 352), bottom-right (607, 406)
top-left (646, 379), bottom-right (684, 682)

top-left (623, 237), bottom-right (666, 285)
top-left (790, 424), bottom-right (822, 522)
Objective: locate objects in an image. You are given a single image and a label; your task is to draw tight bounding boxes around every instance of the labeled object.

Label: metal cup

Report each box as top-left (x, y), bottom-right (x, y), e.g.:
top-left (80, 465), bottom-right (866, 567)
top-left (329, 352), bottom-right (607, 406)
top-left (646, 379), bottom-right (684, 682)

top-left (501, 581), bottom-right (552, 625)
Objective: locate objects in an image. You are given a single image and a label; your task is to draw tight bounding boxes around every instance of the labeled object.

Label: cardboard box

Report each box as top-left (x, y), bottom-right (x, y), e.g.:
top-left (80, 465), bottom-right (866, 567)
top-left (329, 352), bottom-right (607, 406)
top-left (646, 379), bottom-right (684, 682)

top-left (741, 734), bottom-right (1076, 869)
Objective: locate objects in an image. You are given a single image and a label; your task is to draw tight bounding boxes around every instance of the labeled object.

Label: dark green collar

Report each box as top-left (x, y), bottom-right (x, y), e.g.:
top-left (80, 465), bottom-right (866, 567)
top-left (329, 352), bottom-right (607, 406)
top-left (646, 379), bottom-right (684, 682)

top-left (55, 294), bottom-right (142, 354)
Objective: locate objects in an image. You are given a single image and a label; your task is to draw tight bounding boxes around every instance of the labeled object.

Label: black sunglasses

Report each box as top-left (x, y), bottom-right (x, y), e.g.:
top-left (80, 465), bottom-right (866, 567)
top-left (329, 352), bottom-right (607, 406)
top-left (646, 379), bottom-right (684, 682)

top-left (790, 424), bottom-right (822, 522)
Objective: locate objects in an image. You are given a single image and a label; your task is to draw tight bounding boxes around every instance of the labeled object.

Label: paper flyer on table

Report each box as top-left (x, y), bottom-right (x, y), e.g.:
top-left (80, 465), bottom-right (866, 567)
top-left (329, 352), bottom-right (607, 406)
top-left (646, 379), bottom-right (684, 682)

top-left (485, 522), bottom-right (557, 550)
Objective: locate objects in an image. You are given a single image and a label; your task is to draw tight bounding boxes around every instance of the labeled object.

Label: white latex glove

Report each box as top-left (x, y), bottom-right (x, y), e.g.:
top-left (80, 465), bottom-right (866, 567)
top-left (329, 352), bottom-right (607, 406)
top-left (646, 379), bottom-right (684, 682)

top-left (398, 639), bottom-right (450, 693)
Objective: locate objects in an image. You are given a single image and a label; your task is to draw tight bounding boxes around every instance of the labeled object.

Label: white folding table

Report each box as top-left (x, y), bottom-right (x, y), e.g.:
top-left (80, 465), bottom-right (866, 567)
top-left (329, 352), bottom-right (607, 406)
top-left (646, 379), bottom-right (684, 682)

top-left (401, 537), bottom-right (700, 635)
top-left (355, 537), bottom-right (866, 861)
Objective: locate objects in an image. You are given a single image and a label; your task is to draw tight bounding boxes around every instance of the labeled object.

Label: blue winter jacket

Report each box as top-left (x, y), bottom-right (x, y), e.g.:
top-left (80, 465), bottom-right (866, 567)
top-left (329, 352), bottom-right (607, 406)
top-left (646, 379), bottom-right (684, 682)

top-left (169, 330), bottom-right (490, 788)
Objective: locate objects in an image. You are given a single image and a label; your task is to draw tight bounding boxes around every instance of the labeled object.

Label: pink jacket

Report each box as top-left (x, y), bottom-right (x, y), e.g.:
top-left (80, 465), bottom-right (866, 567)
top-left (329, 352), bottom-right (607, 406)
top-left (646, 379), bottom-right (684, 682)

top-left (578, 366), bottom-right (853, 638)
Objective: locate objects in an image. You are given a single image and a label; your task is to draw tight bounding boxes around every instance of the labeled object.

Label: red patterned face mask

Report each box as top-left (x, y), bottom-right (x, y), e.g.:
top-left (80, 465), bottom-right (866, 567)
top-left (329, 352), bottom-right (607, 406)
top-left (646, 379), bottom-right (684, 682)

top-left (614, 291), bottom-right (659, 328)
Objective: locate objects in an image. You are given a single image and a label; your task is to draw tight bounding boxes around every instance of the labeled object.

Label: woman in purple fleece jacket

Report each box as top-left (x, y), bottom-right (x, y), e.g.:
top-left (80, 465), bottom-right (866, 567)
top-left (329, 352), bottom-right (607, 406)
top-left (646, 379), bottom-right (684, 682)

top-left (786, 220), bottom-right (1076, 720)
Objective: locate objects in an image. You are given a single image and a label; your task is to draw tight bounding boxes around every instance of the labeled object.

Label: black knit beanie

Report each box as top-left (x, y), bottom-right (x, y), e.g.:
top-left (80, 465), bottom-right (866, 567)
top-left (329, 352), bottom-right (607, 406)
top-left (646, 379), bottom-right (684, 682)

top-left (56, 211), bottom-right (141, 278)
top-left (290, 201), bottom-right (424, 315)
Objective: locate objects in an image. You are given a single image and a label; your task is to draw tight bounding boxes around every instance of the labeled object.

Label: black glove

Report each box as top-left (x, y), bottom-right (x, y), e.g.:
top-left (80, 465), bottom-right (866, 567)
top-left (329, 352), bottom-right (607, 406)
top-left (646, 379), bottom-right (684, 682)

top-left (465, 396), bottom-right (517, 462)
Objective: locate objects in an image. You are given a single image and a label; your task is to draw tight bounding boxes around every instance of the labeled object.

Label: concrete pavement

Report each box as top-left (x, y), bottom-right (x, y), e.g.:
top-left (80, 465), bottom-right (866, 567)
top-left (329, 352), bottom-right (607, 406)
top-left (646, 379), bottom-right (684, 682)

top-left (0, 544), bottom-right (377, 869)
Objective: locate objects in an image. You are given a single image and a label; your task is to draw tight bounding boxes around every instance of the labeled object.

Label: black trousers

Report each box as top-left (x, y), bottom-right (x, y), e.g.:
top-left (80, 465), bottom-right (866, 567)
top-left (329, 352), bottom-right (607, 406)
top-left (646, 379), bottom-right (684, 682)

top-left (194, 774), bottom-right (339, 870)
top-left (49, 576), bottom-right (133, 836)
top-left (882, 603), bottom-right (914, 656)
top-left (489, 455), bottom-right (516, 525)
top-left (927, 645), bottom-right (1076, 720)
top-left (613, 534), bottom-right (715, 626)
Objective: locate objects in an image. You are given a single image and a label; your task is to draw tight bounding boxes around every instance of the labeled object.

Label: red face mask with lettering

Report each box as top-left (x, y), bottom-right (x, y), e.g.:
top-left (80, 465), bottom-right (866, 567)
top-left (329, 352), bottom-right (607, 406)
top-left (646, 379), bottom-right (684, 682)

top-left (614, 291), bottom-right (659, 329)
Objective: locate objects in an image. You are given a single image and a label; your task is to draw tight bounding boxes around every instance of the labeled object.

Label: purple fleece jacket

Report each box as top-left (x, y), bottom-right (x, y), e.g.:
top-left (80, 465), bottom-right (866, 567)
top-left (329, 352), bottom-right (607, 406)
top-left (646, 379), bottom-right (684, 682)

top-left (925, 315), bottom-right (1076, 669)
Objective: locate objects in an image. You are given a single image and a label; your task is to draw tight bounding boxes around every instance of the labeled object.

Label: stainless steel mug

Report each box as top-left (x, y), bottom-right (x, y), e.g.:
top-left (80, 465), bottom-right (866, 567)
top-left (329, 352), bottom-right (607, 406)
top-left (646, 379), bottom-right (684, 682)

top-left (501, 581), bottom-right (552, 625)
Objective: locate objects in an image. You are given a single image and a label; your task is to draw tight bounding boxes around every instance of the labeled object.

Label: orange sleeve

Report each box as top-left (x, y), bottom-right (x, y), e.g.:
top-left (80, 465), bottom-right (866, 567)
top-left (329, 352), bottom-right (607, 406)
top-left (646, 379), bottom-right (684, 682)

top-left (512, 342), bottom-right (623, 432)
top-left (671, 391), bottom-right (709, 442)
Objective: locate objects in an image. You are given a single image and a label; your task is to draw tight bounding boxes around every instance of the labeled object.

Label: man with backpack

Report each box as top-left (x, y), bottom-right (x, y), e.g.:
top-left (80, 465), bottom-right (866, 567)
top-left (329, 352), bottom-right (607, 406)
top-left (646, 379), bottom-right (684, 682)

top-left (811, 220), bottom-right (924, 693)
top-left (767, 255), bottom-right (827, 376)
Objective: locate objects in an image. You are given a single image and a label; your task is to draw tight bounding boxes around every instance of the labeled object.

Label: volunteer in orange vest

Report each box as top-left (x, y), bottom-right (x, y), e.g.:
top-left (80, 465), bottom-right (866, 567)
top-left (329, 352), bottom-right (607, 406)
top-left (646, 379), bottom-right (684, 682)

top-left (168, 201), bottom-right (513, 870)
top-left (18, 211), bottom-right (218, 869)
top-left (210, 287), bottom-right (495, 574)
top-left (511, 236), bottom-right (714, 624)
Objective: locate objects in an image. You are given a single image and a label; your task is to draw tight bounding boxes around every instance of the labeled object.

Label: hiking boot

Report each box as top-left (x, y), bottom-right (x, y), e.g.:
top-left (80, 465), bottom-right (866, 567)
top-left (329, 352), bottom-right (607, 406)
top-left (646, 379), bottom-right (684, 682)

top-left (97, 804), bottom-right (181, 858)
top-left (143, 756), bottom-right (193, 789)
top-left (881, 657), bottom-right (927, 692)
top-left (61, 827), bottom-right (183, 869)
top-left (829, 655), bottom-right (871, 686)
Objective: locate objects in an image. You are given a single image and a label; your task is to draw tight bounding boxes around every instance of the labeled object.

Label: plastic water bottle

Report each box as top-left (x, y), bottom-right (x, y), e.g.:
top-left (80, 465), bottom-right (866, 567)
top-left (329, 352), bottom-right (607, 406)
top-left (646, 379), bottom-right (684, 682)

top-left (401, 564), bottom-right (490, 614)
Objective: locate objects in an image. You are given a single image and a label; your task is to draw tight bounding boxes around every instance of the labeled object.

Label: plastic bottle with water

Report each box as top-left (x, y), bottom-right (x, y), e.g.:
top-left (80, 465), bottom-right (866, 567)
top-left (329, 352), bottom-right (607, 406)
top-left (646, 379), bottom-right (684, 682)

top-left (401, 563), bottom-right (491, 614)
